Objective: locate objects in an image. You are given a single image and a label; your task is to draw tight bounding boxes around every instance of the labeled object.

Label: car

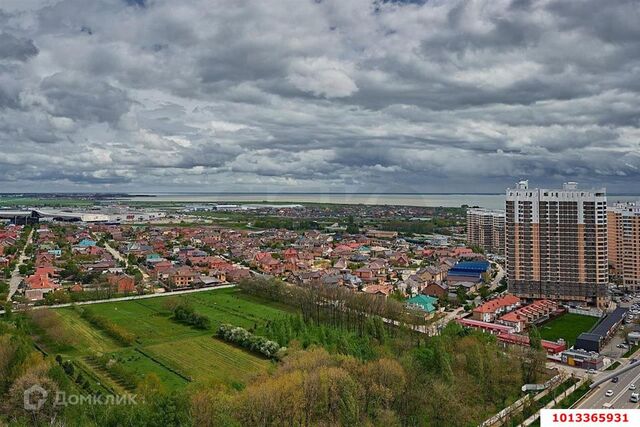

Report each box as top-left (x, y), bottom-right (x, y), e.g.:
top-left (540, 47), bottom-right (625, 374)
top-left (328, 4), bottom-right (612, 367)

top-left (631, 393), bottom-right (640, 403)
top-left (617, 344), bottom-right (625, 348)
top-left (632, 358), bottom-right (638, 363)
top-left (630, 384), bottom-right (636, 390)
top-left (612, 377), bottom-right (619, 383)
top-left (606, 390), bottom-right (614, 397)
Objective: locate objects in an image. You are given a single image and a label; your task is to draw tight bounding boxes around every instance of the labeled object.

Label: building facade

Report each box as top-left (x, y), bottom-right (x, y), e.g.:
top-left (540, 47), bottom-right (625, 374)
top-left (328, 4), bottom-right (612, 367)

top-left (466, 208), bottom-right (505, 254)
top-left (505, 181), bottom-right (608, 307)
top-left (608, 202), bottom-right (640, 290)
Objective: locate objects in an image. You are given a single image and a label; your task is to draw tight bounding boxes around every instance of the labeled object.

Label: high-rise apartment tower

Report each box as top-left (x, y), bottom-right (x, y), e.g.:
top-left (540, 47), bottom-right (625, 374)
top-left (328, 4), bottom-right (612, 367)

top-left (467, 208), bottom-right (505, 254)
top-left (608, 202), bottom-right (640, 291)
top-left (505, 181), bottom-right (608, 307)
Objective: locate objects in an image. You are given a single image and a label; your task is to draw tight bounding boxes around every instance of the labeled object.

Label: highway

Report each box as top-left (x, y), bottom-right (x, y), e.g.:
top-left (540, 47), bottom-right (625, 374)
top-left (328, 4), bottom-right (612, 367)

top-left (577, 363), bottom-right (640, 409)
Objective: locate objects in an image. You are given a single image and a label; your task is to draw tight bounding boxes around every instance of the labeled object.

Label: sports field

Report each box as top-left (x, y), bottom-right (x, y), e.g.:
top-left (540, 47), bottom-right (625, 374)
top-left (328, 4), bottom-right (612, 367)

top-left (538, 313), bottom-right (599, 346)
top-left (54, 288), bottom-right (289, 390)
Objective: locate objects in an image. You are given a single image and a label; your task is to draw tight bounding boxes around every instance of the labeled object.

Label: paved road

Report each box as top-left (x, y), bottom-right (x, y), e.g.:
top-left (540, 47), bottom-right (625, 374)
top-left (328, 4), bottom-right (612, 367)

top-left (489, 261), bottom-right (504, 290)
top-left (577, 363), bottom-right (640, 409)
top-left (0, 284), bottom-right (236, 314)
top-left (102, 239), bottom-right (150, 282)
top-left (7, 228), bottom-right (33, 301)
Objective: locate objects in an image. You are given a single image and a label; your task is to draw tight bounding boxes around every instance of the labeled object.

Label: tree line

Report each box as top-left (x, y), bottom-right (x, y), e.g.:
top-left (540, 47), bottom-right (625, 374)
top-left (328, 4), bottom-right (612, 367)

top-left (238, 276), bottom-right (426, 339)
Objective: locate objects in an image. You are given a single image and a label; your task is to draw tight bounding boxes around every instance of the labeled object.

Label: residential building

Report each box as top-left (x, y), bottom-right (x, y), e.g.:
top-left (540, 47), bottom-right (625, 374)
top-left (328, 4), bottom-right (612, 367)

top-left (608, 202), bottom-right (640, 290)
top-left (497, 299), bottom-right (559, 333)
top-left (472, 294), bottom-right (521, 322)
top-left (467, 208), bottom-right (505, 254)
top-left (168, 266), bottom-right (197, 287)
top-left (107, 273), bottom-right (136, 293)
top-left (406, 294), bottom-right (438, 314)
top-left (505, 181), bottom-right (608, 307)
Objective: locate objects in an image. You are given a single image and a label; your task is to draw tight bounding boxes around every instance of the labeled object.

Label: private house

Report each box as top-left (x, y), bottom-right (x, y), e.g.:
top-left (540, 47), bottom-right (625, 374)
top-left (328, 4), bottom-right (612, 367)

top-left (334, 258), bottom-right (349, 270)
top-left (422, 282), bottom-right (448, 298)
top-left (283, 248), bottom-right (298, 261)
top-left (416, 266), bottom-right (446, 283)
top-left (355, 267), bottom-right (376, 282)
top-left (24, 272), bottom-right (60, 301)
top-left (224, 267), bottom-right (251, 282)
top-left (78, 238), bottom-right (97, 247)
top-left (168, 266), bottom-right (197, 288)
top-left (362, 284), bottom-right (393, 297)
top-left (406, 294), bottom-right (438, 315)
top-left (390, 252), bottom-right (410, 266)
top-left (107, 273), bottom-right (136, 294)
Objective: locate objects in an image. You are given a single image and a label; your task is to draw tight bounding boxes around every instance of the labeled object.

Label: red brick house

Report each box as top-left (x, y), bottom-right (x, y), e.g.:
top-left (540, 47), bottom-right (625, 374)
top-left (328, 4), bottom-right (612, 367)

top-left (107, 273), bottom-right (136, 293)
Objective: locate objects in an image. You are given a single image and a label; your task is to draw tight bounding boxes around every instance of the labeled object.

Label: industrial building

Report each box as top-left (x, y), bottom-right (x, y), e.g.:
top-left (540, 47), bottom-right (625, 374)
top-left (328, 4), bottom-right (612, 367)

top-left (575, 307), bottom-right (628, 352)
top-left (0, 209), bottom-right (164, 224)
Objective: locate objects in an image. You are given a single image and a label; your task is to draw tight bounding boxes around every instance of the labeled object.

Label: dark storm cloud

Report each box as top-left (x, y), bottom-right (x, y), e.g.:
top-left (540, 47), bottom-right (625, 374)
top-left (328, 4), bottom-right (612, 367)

top-left (40, 73), bottom-right (132, 124)
top-left (0, 33), bottom-right (39, 61)
top-left (0, 0), bottom-right (638, 192)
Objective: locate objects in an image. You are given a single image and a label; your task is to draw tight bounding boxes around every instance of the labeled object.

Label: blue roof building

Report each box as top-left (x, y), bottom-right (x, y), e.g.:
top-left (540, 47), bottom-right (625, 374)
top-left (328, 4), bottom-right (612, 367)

top-left (448, 261), bottom-right (490, 281)
top-left (78, 238), bottom-right (97, 247)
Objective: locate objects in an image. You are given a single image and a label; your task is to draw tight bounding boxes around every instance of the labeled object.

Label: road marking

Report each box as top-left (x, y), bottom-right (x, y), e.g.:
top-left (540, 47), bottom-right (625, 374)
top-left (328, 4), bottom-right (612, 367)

top-left (610, 369), bottom-right (640, 407)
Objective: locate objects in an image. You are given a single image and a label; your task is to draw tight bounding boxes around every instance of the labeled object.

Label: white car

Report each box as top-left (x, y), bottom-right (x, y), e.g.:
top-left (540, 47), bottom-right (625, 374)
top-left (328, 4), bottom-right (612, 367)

top-left (630, 384), bottom-right (636, 390)
top-left (606, 390), bottom-right (614, 397)
top-left (587, 369), bottom-right (597, 374)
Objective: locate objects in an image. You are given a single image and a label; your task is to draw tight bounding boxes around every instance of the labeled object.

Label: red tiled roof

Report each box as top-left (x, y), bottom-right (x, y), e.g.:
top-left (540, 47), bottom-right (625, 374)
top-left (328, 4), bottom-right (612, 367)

top-left (474, 294), bottom-right (521, 313)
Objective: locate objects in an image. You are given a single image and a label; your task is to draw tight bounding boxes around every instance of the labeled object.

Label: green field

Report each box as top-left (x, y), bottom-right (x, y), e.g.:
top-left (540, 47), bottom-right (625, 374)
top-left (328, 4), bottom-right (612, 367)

top-left (539, 313), bottom-right (600, 346)
top-left (53, 288), bottom-right (289, 391)
top-left (146, 336), bottom-right (271, 385)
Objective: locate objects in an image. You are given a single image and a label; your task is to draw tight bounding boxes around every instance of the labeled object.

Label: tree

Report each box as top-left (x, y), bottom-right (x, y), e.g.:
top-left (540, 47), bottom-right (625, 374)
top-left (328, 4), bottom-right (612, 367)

top-left (2, 364), bottom-right (61, 425)
top-left (528, 325), bottom-right (542, 351)
top-left (456, 287), bottom-right (467, 305)
top-left (479, 285), bottom-right (490, 299)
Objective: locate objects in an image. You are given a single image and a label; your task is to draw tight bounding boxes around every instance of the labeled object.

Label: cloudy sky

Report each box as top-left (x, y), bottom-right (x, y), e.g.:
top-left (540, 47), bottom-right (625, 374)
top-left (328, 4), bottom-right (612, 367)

top-left (1, 0), bottom-right (639, 194)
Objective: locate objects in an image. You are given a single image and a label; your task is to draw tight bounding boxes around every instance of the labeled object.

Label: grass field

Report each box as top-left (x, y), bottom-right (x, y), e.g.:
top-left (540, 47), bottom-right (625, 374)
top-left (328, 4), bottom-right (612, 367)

top-left (146, 336), bottom-right (272, 385)
top-left (55, 309), bottom-right (122, 355)
top-left (539, 313), bottom-right (599, 346)
top-left (53, 288), bottom-right (289, 390)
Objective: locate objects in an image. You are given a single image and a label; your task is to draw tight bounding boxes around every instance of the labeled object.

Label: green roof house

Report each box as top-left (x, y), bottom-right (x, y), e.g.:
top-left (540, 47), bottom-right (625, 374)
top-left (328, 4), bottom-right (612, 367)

top-left (406, 295), bottom-right (438, 313)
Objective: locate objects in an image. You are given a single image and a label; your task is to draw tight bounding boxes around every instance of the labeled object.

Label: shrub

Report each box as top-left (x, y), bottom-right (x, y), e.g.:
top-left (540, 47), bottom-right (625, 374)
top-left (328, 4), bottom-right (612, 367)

top-left (171, 304), bottom-right (211, 330)
top-left (217, 324), bottom-right (282, 359)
